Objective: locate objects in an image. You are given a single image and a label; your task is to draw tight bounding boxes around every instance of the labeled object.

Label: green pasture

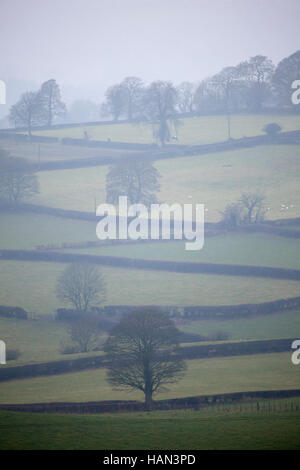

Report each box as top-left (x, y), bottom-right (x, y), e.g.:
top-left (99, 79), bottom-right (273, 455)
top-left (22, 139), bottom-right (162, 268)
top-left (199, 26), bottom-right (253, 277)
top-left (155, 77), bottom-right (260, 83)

top-left (0, 137), bottom-right (135, 162)
top-left (179, 310), bottom-right (300, 341)
top-left (64, 233), bottom-right (300, 270)
top-left (0, 317), bottom-right (69, 364)
top-left (0, 260), bottom-right (300, 315)
top-left (0, 212), bottom-right (97, 250)
top-left (34, 144), bottom-right (300, 221)
top-left (30, 114), bottom-right (300, 145)
top-left (1, 309), bottom-right (299, 366)
top-left (0, 316), bottom-right (107, 365)
top-left (1, 212), bottom-right (300, 269)
top-left (0, 408), bottom-right (299, 450)
top-left (0, 352), bottom-right (298, 404)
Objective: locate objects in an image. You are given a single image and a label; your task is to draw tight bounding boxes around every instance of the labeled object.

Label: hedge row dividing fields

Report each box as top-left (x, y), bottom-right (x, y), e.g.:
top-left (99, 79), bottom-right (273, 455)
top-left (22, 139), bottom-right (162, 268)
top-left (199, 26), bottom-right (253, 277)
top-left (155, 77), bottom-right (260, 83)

top-left (0, 338), bottom-right (295, 383)
top-left (1, 249), bottom-right (300, 281)
top-left (1, 388), bottom-right (300, 414)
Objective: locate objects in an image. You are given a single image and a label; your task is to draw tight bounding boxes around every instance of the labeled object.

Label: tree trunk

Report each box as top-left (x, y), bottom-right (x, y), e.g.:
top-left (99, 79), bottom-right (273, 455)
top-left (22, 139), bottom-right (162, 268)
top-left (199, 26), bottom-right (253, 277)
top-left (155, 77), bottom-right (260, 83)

top-left (144, 389), bottom-right (153, 411)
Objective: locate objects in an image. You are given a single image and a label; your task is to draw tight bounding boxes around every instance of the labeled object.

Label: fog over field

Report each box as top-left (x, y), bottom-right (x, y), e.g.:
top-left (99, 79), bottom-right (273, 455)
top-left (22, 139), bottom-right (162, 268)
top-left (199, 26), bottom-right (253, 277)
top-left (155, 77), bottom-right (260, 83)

top-left (0, 0), bottom-right (300, 454)
top-left (0, 0), bottom-right (299, 115)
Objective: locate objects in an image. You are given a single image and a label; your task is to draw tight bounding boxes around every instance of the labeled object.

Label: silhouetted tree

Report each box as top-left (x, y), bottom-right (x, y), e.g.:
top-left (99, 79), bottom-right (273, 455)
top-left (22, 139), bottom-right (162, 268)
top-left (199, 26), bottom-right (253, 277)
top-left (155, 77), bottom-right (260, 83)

top-left (9, 91), bottom-right (44, 136)
top-left (56, 263), bottom-right (106, 312)
top-left (102, 84), bottom-right (125, 121)
top-left (143, 81), bottom-right (178, 146)
top-left (0, 149), bottom-right (39, 206)
top-left (272, 50), bottom-right (300, 108)
top-left (39, 79), bottom-right (66, 126)
top-left (69, 316), bottom-right (102, 353)
top-left (237, 55), bottom-right (274, 110)
top-left (120, 76), bottom-right (144, 120)
top-left (239, 192), bottom-right (266, 224)
top-left (262, 122), bottom-right (282, 137)
top-left (106, 159), bottom-right (160, 206)
top-left (176, 81), bottom-right (197, 114)
top-left (221, 191), bottom-right (266, 229)
top-left (104, 309), bottom-right (186, 410)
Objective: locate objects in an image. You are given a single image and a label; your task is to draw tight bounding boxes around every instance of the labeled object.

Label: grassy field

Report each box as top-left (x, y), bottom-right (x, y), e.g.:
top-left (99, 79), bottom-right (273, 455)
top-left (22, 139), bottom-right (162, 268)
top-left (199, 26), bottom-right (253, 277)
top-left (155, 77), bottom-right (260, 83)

top-left (1, 115), bottom-right (299, 451)
top-left (0, 137), bottom-right (137, 162)
top-left (2, 213), bottom-right (300, 269)
top-left (0, 317), bottom-right (106, 365)
top-left (0, 317), bottom-right (69, 364)
top-left (64, 233), bottom-right (300, 270)
top-left (0, 408), bottom-right (299, 450)
top-left (0, 260), bottom-right (300, 315)
top-left (34, 144), bottom-right (300, 221)
top-left (179, 310), bottom-right (300, 341)
top-left (30, 114), bottom-right (300, 145)
top-left (1, 310), bottom-right (299, 366)
top-left (0, 212), bottom-right (97, 249)
top-left (0, 352), bottom-right (298, 404)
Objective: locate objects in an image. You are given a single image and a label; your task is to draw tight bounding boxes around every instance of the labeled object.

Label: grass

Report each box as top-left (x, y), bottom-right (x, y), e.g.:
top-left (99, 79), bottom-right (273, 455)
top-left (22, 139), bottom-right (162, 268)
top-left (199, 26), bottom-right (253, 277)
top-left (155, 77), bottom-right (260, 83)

top-left (30, 114), bottom-right (300, 145)
top-left (0, 408), bottom-right (300, 450)
top-left (0, 352), bottom-right (299, 405)
top-left (0, 260), bottom-right (300, 316)
top-left (1, 309), bottom-right (299, 366)
top-left (2, 213), bottom-right (300, 269)
top-left (34, 144), bottom-right (300, 221)
top-left (0, 317), bottom-right (69, 364)
top-left (0, 137), bottom-right (136, 162)
top-left (64, 233), bottom-right (300, 270)
top-left (179, 310), bottom-right (300, 341)
top-left (0, 212), bottom-right (97, 250)
top-left (0, 317), bottom-right (106, 365)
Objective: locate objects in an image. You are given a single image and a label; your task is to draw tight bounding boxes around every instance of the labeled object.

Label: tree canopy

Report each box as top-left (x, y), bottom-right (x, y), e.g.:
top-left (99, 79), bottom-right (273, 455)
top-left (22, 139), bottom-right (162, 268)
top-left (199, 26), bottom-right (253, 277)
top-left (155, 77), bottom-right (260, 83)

top-left (104, 309), bottom-right (186, 409)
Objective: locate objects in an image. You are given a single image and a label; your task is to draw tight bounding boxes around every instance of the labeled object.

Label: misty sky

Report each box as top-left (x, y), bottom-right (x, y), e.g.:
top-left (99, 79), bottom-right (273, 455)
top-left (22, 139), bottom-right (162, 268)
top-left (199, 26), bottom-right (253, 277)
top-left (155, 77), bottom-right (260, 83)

top-left (0, 0), bottom-right (300, 103)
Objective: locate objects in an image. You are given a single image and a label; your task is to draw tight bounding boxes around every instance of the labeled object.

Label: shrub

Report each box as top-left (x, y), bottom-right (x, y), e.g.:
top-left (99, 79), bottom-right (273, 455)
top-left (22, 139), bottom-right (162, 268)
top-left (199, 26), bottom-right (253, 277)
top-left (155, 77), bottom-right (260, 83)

top-left (263, 122), bottom-right (282, 137)
top-left (6, 349), bottom-right (21, 361)
top-left (0, 305), bottom-right (28, 319)
top-left (59, 342), bottom-right (80, 355)
top-left (69, 318), bottom-right (103, 353)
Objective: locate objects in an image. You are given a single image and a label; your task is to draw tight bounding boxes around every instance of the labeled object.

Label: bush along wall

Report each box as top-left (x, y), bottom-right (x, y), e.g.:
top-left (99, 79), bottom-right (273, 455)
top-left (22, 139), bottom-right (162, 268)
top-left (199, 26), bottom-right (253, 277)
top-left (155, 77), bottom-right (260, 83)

top-left (100, 297), bottom-right (300, 319)
top-left (0, 305), bottom-right (28, 319)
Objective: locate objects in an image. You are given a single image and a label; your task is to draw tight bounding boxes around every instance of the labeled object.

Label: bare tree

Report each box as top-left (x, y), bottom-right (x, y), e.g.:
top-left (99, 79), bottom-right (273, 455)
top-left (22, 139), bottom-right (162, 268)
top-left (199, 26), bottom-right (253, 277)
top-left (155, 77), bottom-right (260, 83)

top-left (102, 84), bottom-right (125, 121)
top-left (221, 191), bottom-right (266, 229)
top-left (143, 81), bottom-right (178, 146)
top-left (220, 202), bottom-right (244, 230)
top-left (69, 317), bottom-right (102, 353)
top-left (56, 263), bottom-right (106, 312)
top-left (120, 76), bottom-right (144, 121)
top-left (272, 50), bottom-right (300, 107)
top-left (211, 66), bottom-right (245, 139)
top-left (176, 81), bottom-right (197, 114)
top-left (9, 91), bottom-right (44, 137)
top-left (239, 192), bottom-right (266, 224)
top-left (0, 149), bottom-right (39, 206)
top-left (39, 79), bottom-right (66, 127)
top-left (106, 158), bottom-right (160, 206)
top-left (237, 55), bottom-right (274, 110)
top-left (104, 309), bottom-right (186, 410)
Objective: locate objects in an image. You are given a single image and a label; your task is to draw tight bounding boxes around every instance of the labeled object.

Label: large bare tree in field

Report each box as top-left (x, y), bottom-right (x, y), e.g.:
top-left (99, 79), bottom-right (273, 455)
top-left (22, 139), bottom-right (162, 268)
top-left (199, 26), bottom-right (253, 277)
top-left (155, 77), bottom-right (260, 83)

top-left (56, 263), bottom-right (106, 312)
top-left (104, 309), bottom-right (186, 410)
